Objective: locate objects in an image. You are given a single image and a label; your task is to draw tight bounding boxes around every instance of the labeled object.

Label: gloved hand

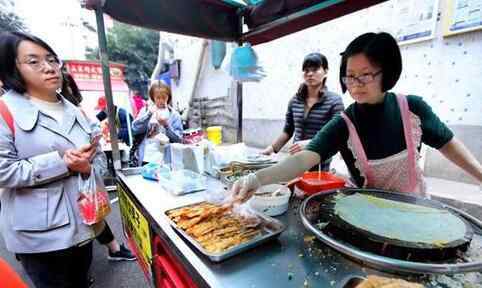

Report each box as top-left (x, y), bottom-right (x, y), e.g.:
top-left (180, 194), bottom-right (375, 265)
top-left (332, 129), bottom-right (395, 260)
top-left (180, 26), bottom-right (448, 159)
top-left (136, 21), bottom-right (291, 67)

top-left (228, 173), bottom-right (261, 203)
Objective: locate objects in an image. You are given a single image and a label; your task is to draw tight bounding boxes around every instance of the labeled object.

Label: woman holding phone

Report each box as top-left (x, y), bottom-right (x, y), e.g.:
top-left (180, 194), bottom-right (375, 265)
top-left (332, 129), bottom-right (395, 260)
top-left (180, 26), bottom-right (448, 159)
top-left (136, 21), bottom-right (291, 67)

top-left (0, 31), bottom-right (107, 288)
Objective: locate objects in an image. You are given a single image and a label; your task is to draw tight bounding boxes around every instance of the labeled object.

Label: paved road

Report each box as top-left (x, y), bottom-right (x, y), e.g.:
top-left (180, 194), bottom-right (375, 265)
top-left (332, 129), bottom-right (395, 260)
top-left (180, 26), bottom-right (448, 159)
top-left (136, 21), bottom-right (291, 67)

top-left (0, 197), bottom-right (149, 288)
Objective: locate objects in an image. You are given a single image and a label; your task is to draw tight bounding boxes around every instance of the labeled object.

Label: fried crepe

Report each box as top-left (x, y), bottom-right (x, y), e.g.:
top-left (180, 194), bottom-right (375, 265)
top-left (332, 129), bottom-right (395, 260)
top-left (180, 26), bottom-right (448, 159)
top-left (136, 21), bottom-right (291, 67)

top-left (356, 275), bottom-right (424, 288)
top-left (167, 202), bottom-right (261, 253)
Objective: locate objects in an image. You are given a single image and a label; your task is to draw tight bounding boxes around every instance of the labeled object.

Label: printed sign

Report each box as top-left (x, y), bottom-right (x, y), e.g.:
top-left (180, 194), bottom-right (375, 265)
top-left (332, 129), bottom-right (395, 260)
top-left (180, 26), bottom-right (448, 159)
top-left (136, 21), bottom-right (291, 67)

top-left (444, 0), bottom-right (482, 36)
top-left (118, 184), bottom-right (152, 279)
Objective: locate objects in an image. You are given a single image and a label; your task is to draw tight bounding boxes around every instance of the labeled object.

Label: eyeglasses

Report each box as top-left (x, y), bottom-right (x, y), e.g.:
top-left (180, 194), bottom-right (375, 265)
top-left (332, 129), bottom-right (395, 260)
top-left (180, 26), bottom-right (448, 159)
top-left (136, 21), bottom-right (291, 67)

top-left (342, 70), bottom-right (382, 87)
top-left (17, 56), bottom-right (63, 72)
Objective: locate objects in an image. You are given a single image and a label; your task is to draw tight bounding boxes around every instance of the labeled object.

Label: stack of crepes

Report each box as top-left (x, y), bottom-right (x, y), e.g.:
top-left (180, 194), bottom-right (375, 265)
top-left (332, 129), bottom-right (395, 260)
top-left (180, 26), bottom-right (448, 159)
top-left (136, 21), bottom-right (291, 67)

top-left (167, 202), bottom-right (261, 253)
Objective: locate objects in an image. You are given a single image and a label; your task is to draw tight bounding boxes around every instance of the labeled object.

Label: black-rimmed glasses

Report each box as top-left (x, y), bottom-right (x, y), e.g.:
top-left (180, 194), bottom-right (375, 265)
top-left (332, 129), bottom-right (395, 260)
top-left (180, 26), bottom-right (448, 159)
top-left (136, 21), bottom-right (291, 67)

top-left (342, 70), bottom-right (382, 87)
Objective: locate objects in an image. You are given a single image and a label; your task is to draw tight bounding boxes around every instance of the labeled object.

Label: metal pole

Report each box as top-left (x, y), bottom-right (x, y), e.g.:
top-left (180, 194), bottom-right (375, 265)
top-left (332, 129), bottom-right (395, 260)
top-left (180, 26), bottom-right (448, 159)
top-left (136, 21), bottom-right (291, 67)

top-left (95, 6), bottom-right (122, 171)
top-left (236, 14), bottom-right (243, 143)
top-left (236, 81), bottom-right (242, 142)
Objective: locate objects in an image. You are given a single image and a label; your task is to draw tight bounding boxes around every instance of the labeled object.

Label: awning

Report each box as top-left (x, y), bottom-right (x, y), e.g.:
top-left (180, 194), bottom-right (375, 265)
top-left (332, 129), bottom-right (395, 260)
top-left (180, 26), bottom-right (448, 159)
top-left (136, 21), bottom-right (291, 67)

top-left (243, 0), bottom-right (387, 45)
top-left (101, 0), bottom-right (242, 42)
top-left (64, 60), bottom-right (129, 92)
top-left (89, 0), bottom-right (388, 45)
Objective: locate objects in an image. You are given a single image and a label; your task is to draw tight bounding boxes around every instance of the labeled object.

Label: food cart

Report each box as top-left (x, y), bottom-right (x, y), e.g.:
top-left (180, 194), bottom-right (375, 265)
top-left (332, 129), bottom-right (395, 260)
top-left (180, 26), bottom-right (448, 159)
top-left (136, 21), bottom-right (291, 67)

top-left (81, 1), bottom-right (482, 287)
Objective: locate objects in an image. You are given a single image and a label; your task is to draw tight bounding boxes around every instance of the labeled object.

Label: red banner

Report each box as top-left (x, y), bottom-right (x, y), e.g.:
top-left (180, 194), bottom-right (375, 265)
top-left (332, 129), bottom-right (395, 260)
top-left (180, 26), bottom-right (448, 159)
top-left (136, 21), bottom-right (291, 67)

top-left (64, 60), bottom-right (129, 92)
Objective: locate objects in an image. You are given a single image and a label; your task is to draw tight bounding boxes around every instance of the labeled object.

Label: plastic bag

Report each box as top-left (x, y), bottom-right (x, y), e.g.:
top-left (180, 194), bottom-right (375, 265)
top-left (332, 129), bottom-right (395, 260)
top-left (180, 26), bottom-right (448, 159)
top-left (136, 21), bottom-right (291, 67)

top-left (167, 143), bottom-right (205, 173)
top-left (229, 43), bottom-right (266, 82)
top-left (77, 169), bottom-right (111, 225)
top-left (141, 162), bottom-right (170, 181)
top-left (158, 169), bottom-right (207, 195)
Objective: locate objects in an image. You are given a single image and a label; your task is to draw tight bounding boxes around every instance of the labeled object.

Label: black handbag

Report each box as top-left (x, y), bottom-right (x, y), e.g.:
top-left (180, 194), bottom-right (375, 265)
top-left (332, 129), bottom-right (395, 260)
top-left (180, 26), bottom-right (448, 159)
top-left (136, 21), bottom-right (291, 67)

top-left (128, 132), bottom-right (147, 167)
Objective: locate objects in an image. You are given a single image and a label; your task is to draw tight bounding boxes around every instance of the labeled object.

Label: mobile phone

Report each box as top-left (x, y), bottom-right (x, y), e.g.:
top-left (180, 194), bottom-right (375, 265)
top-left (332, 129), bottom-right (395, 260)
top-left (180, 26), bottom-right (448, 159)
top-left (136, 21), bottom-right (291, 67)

top-left (90, 134), bottom-right (102, 145)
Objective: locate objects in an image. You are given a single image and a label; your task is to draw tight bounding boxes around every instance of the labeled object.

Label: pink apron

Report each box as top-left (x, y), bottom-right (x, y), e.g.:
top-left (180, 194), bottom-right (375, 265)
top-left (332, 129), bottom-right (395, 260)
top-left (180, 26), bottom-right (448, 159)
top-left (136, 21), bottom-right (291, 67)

top-left (340, 94), bottom-right (425, 195)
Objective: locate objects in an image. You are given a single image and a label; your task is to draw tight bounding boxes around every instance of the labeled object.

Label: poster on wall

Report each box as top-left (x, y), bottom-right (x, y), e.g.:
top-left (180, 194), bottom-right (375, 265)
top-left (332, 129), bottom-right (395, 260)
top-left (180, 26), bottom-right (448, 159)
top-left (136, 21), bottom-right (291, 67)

top-left (392, 0), bottom-right (440, 45)
top-left (444, 0), bottom-right (482, 36)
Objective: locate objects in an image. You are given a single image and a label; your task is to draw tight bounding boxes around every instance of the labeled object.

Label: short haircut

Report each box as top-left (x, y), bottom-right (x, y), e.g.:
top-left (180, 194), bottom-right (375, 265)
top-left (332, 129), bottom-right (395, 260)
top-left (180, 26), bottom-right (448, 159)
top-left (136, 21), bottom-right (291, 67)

top-left (302, 52), bottom-right (328, 71)
top-left (0, 32), bottom-right (59, 94)
top-left (148, 80), bottom-right (171, 104)
top-left (339, 32), bottom-right (402, 93)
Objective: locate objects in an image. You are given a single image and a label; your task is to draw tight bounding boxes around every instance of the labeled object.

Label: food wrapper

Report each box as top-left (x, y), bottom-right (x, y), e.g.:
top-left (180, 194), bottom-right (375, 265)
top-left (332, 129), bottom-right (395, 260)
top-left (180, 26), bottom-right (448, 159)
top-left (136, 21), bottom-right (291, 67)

top-left (77, 169), bottom-right (111, 225)
top-left (204, 186), bottom-right (261, 228)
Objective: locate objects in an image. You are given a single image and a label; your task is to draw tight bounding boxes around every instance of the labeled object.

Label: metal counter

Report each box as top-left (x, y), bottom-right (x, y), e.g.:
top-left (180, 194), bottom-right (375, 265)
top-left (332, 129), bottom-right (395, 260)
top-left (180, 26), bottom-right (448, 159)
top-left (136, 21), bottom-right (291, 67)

top-left (116, 171), bottom-right (440, 288)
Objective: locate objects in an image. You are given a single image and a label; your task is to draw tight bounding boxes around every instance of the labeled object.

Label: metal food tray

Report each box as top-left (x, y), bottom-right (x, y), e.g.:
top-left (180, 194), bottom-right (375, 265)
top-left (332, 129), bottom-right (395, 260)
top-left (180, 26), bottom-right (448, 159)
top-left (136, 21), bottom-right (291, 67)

top-left (164, 202), bottom-right (286, 262)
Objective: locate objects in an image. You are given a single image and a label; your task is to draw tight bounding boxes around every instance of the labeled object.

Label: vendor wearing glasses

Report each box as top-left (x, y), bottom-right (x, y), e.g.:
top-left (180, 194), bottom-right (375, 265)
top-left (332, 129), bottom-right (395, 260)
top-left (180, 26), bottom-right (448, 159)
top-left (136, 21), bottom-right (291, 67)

top-left (230, 32), bottom-right (482, 202)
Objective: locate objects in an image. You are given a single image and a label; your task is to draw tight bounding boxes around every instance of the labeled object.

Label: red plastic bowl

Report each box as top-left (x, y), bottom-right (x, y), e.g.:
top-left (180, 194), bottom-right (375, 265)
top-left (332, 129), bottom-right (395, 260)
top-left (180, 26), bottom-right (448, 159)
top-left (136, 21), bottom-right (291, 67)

top-left (296, 172), bottom-right (346, 195)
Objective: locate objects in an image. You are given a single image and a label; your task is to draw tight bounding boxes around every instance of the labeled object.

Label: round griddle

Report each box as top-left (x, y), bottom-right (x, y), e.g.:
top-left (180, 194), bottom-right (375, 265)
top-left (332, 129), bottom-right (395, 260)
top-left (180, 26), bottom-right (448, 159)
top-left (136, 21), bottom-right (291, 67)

top-left (301, 188), bottom-right (482, 274)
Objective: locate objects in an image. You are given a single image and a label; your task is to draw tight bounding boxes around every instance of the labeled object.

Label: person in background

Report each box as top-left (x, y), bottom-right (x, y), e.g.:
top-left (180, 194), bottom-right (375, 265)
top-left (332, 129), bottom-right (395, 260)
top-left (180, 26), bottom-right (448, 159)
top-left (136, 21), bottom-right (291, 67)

top-left (261, 52), bottom-right (344, 171)
top-left (95, 96), bottom-right (134, 146)
top-left (0, 31), bottom-right (106, 288)
top-left (60, 70), bottom-right (82, 106)
top-left (0, 79), bottom-right (6, 96)
top-left (230, 32), bottom-right (482, 203)
top-left (61, 71), bottom-right (136, 262)
top-left (130, 88), bottom-right (146, 118)
top-left (131, 81), bottom-right (183, 165)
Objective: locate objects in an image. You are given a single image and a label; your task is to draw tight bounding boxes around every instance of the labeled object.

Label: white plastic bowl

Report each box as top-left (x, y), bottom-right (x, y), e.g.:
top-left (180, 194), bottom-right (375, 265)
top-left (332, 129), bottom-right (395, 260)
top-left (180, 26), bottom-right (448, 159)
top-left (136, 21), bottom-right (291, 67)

top-left (248, 184), bottom-right (291, 216)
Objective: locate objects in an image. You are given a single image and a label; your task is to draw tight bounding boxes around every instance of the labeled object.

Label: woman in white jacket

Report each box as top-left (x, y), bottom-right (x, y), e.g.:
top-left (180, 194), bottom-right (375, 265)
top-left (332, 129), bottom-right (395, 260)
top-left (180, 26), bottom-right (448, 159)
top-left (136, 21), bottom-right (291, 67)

top-left (0, 32), bottom-right (107, 288)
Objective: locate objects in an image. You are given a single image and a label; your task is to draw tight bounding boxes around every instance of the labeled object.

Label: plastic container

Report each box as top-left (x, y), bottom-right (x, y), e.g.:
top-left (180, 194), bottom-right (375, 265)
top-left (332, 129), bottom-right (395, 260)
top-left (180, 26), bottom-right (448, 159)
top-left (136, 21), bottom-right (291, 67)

top-left (141, 163), bottom-right (170, 181)
top-left (295, 172), bottom-right (345, 196)
top-left (158, 169), bottom-right (206, 195)
top-left (249, 184), bottom-right (291, 216)
top-left (206, 126), bottom-right (222, 145)
top-left (183, 128), bottom-right (204, 144)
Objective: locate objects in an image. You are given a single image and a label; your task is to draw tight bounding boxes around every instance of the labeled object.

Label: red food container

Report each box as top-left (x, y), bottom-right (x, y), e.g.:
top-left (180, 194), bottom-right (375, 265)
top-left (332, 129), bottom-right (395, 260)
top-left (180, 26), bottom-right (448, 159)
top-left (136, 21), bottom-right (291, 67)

top-left (182, 128), bottom-right (204, 144)
top-left (295, 172), bottom-right (346, 195)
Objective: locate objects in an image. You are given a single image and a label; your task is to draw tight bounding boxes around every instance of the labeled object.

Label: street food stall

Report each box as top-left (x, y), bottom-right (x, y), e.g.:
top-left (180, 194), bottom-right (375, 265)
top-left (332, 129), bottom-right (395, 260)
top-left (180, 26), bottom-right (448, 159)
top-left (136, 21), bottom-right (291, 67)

top-left (81, 0), bottom-right (482, 287)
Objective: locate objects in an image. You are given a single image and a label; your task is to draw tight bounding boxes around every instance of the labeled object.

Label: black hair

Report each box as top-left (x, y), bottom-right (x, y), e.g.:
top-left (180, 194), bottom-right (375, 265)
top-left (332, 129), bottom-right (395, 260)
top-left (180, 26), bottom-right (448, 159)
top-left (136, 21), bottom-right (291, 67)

top-left (297, 52), bottom-right (329, 99)
top-left (61, 71), bottom-right (83, 106)
top-left (339, 32), bottom-right (402, 93)
top-left (302, 52), bottom-right (328, 71)
top-left (0, 31), bottom-right (59, 94)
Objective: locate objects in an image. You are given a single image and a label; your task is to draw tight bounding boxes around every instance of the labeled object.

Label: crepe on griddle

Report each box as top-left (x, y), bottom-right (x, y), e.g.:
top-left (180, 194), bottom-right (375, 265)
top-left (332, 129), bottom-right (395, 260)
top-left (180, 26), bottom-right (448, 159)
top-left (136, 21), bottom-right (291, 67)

top-left (355, 275), bottom-right (424, 288)
top-left (334, 194), bottom-right (468, 246)
top-left (167, 202), bottom-right (261, 253)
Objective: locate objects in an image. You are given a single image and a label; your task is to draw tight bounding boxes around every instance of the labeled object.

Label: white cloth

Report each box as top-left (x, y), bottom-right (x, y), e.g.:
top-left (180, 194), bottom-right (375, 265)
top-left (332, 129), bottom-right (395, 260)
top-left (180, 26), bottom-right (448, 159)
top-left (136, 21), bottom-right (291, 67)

top-left (29, 96), bottom-right (65, 123)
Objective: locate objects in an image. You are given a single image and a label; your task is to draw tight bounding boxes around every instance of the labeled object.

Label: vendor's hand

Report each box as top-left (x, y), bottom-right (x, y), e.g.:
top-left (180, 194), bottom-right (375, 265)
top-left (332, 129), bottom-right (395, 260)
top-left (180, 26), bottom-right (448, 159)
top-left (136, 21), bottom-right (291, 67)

top-left (64, 149), bottom-right (92, 174)
top-left (261, 145), bottom-right (274, 155)
top-left (228, 173), bottom-right (261, 204)
top-left (288, 142), bottom-right (305, 155)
